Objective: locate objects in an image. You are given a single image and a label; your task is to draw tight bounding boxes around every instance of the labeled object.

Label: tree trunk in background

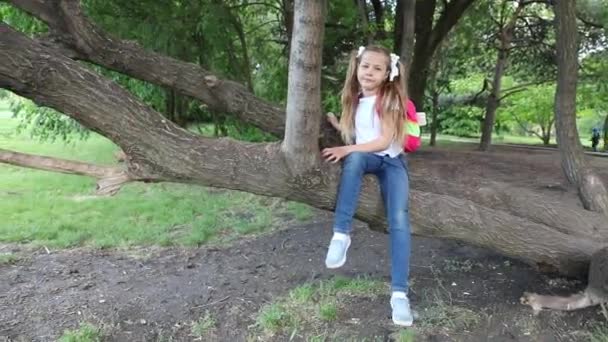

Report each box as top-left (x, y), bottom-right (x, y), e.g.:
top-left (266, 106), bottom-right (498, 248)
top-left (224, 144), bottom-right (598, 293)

top-left (554, 0), bottom-right (608, 214)
top-left (370, 0), bottom-right (385, 40)
top-left (229, 11), bottom-right (253, 92)
top-left (603, 114), bottom-right (608, 151)
top-left (397, 0), bottom-right (415, 79)
top-left (408, 0), bottom-right (476, 107)
top-left (479, 1), bottom-right (523, 151)
top-left (430, 89), bottom-right (440, 146)
top-left (408, 0), bottom-right (435, 106)
top-left (356, 0), bottom-right (372, 44)
top-left (282, 0), bottom-right (295, 54)
top-left (542, 120), bottom-right (554, 146)
top-left (394, 0), bottom-right (403, 52)
top-left (165, 89), bottom-right (176, 122)
top-left (479, 46), bottom-right (508, 150)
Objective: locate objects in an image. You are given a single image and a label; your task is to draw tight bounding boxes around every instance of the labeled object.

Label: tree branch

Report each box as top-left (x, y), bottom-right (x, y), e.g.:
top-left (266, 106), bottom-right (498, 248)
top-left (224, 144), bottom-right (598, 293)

top-left (428, 0), bottom-right (476, 55)
top-left (576, 14), bottom-right (604, 29)
top-left (499, 79), bottom-right (555, 100)
top-left (0, 148), bottom-right (133, 195)
top-left (7, 0), bottom-right (287, 137)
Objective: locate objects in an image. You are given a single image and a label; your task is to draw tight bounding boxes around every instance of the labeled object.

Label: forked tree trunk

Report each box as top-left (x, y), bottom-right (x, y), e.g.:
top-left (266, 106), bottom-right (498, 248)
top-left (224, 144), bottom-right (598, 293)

top-left (408, 0), bottom-right (476, 106)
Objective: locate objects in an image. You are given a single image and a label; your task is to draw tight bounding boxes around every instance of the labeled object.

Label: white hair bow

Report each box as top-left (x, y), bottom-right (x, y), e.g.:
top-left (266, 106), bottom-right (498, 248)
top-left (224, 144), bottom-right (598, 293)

top-left (356, 46), bottom-right (400, 82)
top-left (357, 46), bottom-right (365, 58)
top-left (389, 53), bottom-right (400, 81)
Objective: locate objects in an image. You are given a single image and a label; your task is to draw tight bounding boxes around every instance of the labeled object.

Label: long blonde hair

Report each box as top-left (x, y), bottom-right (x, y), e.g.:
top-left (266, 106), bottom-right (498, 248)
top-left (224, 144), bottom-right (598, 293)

top-left (338, 45), bottom-right (408, 145)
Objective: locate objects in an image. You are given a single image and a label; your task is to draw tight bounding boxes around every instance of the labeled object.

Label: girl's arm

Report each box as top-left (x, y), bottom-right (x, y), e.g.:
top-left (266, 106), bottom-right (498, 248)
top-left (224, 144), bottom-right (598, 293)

top-left (326, 112), bottom-right (340, 131)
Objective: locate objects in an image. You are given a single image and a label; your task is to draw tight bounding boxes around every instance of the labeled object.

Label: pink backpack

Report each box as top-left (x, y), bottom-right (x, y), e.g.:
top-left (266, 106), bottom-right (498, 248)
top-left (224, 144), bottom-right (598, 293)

top-left (374, 98), bottom-right (422, 153)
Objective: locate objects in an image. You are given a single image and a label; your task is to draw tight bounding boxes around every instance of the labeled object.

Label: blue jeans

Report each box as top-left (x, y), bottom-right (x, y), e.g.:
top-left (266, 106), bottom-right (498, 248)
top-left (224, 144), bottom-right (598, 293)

top-left (333, 152), bottom-right (411, 293)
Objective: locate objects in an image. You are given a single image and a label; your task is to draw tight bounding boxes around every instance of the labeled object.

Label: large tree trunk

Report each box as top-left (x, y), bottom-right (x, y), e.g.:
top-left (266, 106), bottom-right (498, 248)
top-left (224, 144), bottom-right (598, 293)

top-left (554, 0), bottom-right (608, 214)
top-left (282, 0), bottom-right (325, 171)
top-left (1, 2), bottom-right (608, 279)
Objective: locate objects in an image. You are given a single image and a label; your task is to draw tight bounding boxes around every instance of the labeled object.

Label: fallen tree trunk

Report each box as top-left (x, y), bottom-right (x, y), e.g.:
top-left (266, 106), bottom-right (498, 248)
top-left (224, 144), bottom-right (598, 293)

top-left (1, 23), bottom-right (606, 277)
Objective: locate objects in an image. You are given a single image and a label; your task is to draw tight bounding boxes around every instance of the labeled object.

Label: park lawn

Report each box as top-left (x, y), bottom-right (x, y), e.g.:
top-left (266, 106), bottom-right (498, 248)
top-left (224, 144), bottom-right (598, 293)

top-left (0, 110), bottom-right (311, 249)
top-left (424, 133), bottom-right (599, 150)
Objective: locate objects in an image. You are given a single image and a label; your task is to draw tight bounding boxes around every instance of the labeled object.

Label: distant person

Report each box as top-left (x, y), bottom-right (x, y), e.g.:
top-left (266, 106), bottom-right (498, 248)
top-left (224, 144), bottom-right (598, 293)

top-left (322, 45), bottom-right (420, 327)
top-left (591, 128), bottom-right (601, 152)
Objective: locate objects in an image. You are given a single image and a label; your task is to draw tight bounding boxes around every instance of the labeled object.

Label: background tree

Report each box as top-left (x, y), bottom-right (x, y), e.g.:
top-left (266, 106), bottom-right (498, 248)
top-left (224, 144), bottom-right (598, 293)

top-left (479, 0), bottom-right (536, 151)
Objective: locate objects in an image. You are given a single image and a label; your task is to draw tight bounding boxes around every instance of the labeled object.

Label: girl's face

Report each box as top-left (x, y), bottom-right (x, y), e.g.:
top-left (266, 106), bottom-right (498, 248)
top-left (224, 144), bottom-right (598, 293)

top-left (357, 51), bottom-right (389, 95)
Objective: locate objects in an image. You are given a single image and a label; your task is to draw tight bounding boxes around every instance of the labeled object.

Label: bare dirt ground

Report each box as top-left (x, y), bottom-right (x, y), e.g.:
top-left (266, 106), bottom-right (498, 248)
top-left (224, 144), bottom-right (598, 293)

top-left (2, 144), bottom-right (608, 341)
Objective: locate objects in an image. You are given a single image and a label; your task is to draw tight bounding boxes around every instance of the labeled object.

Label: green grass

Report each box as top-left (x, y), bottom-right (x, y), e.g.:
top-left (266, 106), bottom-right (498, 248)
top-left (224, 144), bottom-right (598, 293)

top-left (0, 252), bottom-right (18, 265)
top-left (58, 323), bottom-right (103, 342)
top-left (0, 108), bottom-right (312, 248)
top-left (591, 325), bottom-right (608, 342)
top-left (255, 276), bottom-right (387, 339)
top-left (416, 288), bottom-right (482, 332)
top-left (424, 133), bottom-right (598, 149)
top-left (191, 312), bottom-right (216, 338)
top-left (393, 329), bottom-right (416, 342)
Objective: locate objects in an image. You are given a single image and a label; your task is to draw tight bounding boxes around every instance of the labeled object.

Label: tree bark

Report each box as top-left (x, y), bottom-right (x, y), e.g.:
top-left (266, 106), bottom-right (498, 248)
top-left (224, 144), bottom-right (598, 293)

top-left (282, 0), bottom-right (325, 172)
top-left (554, 0), bottom-right (608, 214)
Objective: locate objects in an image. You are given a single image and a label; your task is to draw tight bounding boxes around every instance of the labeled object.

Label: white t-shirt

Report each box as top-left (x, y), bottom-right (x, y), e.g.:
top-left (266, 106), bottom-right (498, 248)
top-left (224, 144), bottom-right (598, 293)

top-left (355, 95), bottom-right (403, 157)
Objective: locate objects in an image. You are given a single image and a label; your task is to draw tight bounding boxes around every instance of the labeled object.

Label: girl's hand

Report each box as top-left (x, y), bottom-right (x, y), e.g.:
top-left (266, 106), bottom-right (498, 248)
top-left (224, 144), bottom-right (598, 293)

top-left (322, 146), bottom-right (351, 163)
top-left (326, 112), bottom-right (340, 131)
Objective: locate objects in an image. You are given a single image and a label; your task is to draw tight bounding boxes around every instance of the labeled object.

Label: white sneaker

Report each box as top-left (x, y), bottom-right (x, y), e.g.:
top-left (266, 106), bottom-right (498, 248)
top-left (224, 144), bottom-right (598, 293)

top-left (391, 292), bottom-right (413, 327)
top-left (324, 233), bottom-right (351, 269)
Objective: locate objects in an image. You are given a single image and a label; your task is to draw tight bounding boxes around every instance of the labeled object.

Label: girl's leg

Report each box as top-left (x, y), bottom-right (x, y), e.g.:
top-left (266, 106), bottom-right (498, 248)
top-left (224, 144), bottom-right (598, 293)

top-left (378, 155), bottom-right (411, 292)
top-left (326, 152), bottom-right (379, 269)
top-left (332, 152), bottom-right (377, 234)
top-left (378, 154), bottom-right (412, 326)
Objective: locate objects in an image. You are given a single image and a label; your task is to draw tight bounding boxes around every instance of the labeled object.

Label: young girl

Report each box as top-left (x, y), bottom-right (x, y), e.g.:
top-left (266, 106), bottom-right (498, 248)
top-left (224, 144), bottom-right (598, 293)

top-left (322, 45), bottom-right (413, 327)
